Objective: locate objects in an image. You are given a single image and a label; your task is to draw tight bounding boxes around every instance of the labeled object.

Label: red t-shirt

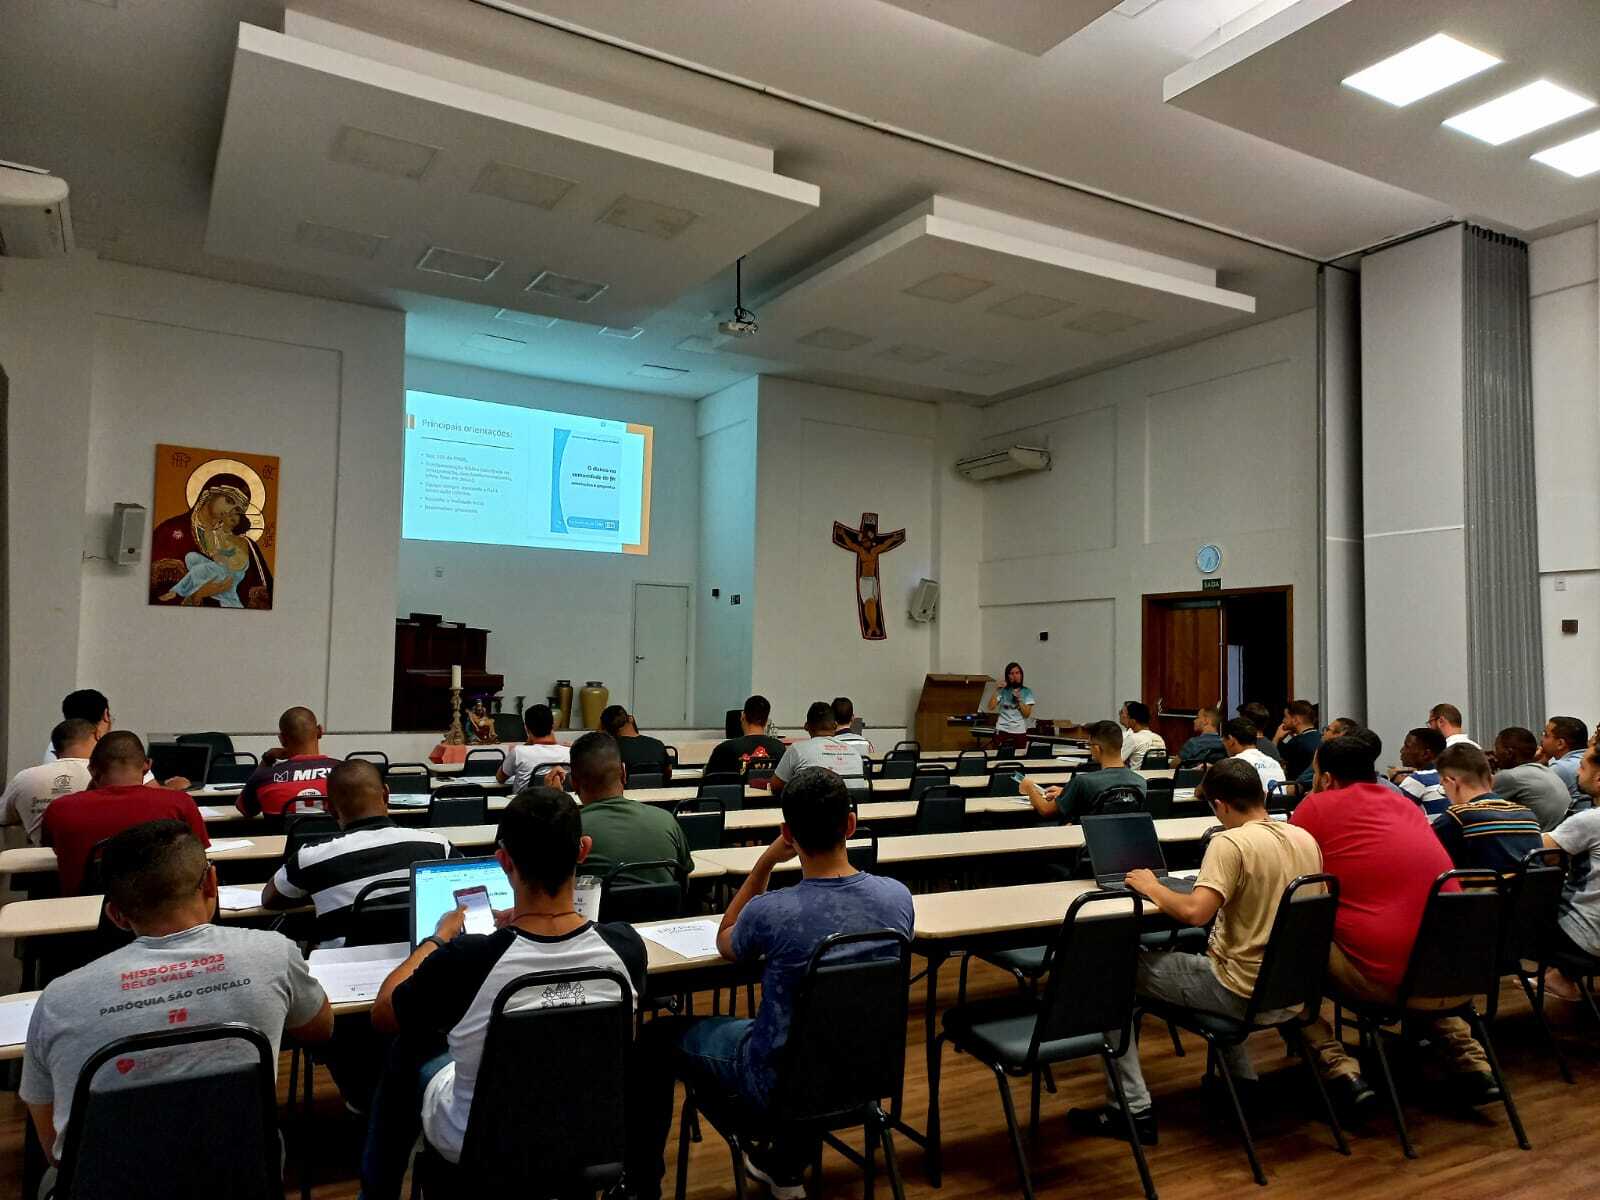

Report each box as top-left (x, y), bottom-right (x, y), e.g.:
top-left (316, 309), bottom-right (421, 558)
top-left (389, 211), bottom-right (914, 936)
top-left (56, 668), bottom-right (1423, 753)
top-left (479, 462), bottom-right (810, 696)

top-left (1291, 781), bottom-right (1454, 990)
top-left (238, 754), bottom-right (341, 817)
top-left (42, 785), bottom-right (211, 895)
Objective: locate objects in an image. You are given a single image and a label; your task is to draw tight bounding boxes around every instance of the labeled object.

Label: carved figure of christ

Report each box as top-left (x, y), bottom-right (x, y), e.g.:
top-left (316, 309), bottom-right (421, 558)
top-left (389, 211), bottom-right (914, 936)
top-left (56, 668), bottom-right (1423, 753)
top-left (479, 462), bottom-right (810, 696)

top-left (832, 511), bottom-right (906, 641)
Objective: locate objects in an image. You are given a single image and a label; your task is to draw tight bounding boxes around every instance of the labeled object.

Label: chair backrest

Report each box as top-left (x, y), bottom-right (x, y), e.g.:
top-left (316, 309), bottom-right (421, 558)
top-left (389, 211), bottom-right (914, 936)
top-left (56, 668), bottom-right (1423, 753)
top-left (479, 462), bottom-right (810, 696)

top-left (629, 770), bottom-right (666, 790)
top-left (1026, 740), bottom-right (1056, 759)
top-left (530, 762), bottom-right (575, 793)
top-left (206, 751), bottom-right (258, 786)
top-left (492, 712), bottom-right (525, 742)
top-left (457, 968), bottom-right (632, 1193)
top-left (846, 826), bottom-right (879, 873)
top-left (767, 931), bottom-right (911, 1123)
top-left (57, 1023), bottom-right (281, 1200)
top-left (696, 778), bottom-right (745, 812)
top-left (1173, 768), bottom-right (1204, 789)
top-left (985, 770), bottom-right (1022, 797)
top-left (429, 786), bottom-right (488, 827)
top-left (846, 781), bottom-right (873, 810)
top-left (284, 812), bottom-right (341, 859)
top-left (176, 731), bottom-right (235, 760)
top-left (1500, 847), bottom-right (1568, 974)
top-left (915, 788), bottom-right (967, 835)
top-left (1141, 750), bottom-right (1171, 769)
top-left (1143, 780), bottom-right (1173, 820)
top-left (1399, 869), bottom-right (1505, 1010)
top-left (664, 745), bottom-right (680, 767)
top-left (876, 755), bottom-right (916, 780)
top-left (1031, 892), bottom-right (1144, 1061)
top-left (344, 878), bottom-right (414, 948)
top-left (459, 748), bottom-right (506, 778)
top-left (953, 749), bottom-right (988, 777)
top-left (672, 797), bottom-right (726, 852)
top-left (892, 740), bottom-right (920, 757)
top-left (600, 860), bottom-right (687, 923)
top-left (744, 761), bottom-right (777, 784)
top-left (1243, 874), bottom-right (1340, 1021)
top-left (908, 767), bottom-right (953, 802)
top-left (386, 762), bottom-right (433, 795)
top-left (345, 749), bottom-right (390, 770)
top-left (1089, 784), bottom-right (1146, 816)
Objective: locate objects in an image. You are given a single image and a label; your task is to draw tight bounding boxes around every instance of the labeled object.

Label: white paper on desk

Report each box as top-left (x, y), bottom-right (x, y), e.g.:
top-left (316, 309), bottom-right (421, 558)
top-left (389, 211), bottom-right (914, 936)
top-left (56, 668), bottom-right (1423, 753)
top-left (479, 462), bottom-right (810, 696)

top-left (0, 998), bottom-right (38, 1046)
top-left (309, 942), bottom-right (409, 1003)
top-left (204, 838), bottom-right (253, 856)
top-left (217, 884), bottom-right (265, 911)
top-left (1174, 789), bottom-right (1196, 803)
top-left (638, 918), bottom-right (722, 960)
top-left (198, 806), bottom-right (236, 820)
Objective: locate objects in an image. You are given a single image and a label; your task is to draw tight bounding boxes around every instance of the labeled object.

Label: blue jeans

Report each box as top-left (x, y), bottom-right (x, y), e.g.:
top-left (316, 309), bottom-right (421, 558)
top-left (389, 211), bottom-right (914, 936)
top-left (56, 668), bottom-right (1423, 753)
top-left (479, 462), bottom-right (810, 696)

top-left (667, 1017), bottom-right (815, 1175)
top-left (359, 1040), bottom-right (449, 1200)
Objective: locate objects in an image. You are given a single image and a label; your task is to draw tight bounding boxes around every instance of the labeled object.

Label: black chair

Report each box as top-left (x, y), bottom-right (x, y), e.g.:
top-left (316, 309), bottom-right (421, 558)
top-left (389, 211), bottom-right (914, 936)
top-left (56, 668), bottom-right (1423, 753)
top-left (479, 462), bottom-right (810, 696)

top-left (1173, 768), bottom-right (1204, 789)
top-left (674, 797), bottom-right (727, 852)
top-left (345, 749), bottom-right (389, 770)
top-left (676, 931), bottom-right (911, 1200)
top-left (429, 785), bottom-right (488, 828)
top-left (176, 730), bottom-right (235, 760)
top-left (386, 762), bottom-right (432, 796)
top-left (931, 892), bottom-right (1154, 1200)
top-left (414, 968), bottom-right (633, 1196)
top-left (207, 751), bottom-right (258, 787)
top-left (892, 740), bottom-right (920, 758)
top-left (908, 765), bottom-right (953, 802)
top-left (1140, 874), bottom-right (1347, 1186)
top-left (284, 811), bottom-right (340, 860)
top-left (954, 749), bottom-right (989, 777)
top-left (1025, 741), bottom-right (1056, 760)
top-left (1088, 784), bottom-right (1146, 816)
top-left (1501, 847), bottom-right (1574, 1083)
top-left (1140, 750), bottom-right (1171, 769)
top-left (877, 750), bottom-right (918, 781)
top-left (1340, 869), bottom-right (1529, 1158)
top-left (846, 826), bottom-right (880, 873)
top-left (531, 762), bottom-right (575, 793)
top-left (698, 774), bottom-right (746, 812)
top-left (491, 712), bottom-right (525, 742)
top-left (665, 745), bottom-right (680, 769)
top-left (630, 770), bottom-right (667, 790)
top-left (1144, 780), bottom-right (1174, 820)
top-left (600, 859), bottom-right (688, 923)
top-left (915, 787), bottom-right (968, 835)
top-left (459, 748), bottom-right (505, 779)
top-left (344, 878), bottom-right (413, 948)
top-left (987, 761), bottom-right (1025, 797)
top-left (56, 1024), bottom-right (281, 1200)
top-left (745, 762), bottom-right (777, 788)
top-left (846, 778), bottom-right (873, 811)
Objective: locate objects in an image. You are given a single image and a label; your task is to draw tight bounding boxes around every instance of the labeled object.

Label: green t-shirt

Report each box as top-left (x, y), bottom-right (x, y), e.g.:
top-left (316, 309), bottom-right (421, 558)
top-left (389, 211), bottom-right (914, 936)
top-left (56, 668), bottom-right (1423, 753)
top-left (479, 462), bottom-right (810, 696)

top-left (1055, 767), bottom-right (1147, 825)
top-left (580, 795), bottom-right (693, 884)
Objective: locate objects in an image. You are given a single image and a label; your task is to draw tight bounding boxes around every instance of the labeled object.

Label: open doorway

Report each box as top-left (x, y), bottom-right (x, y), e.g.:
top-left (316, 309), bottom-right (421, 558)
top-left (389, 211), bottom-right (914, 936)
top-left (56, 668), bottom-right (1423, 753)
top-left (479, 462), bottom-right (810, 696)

top-left (1141, 587), bottom-right (1293, 755)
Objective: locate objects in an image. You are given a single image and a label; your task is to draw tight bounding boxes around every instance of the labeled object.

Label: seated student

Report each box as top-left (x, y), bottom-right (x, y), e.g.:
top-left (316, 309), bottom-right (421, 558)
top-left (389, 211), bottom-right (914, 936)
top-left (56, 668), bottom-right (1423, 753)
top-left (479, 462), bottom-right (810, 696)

top-left (43, 732), bottom-right (210, 894)
top-left (44, 688), bottom-right (189, 788)
top-left (238, 706), bottom-right (342, 818)
top-left (1238, 703), bottom-right (1283, 763)
top-left (1291, 735), bottom-right (1498, 1114)
top-left (1177, 706), bottom-right (1226, 768)
top-left (1294, 717), bottom-right (1360, 791)
top-left (1428, 702), bottom-right (1478, 749)
top-left (1541, 747), bottom-right (1600, 1001)
top-left (1493, 726), bottom-right (1573, 832)
top-left (570, 732), bottom-right (692, 885)
top-left (1022, 720), bottom-right (1146, 823)
top-left (704, 695), bottom-right (788, 780)
top-left (1221, 718), bottom-right (1286, 792)
top-left (1542, 715), bottom-right (1590, 804)
top-left (496, 703), bottom-right (569, 792)
top-left (600, 704), bottom-right (672, 783)
top-left (1273, 699), bottom-right (1322, 781)
top-left (831, 696), bottom-right (874, 759)
top-left (22, 820), bottom-right (332, 1170)
top-left (362, 788), bottom-right (649, 1200)
top-left (770, 701), bottom-right (866, 795)
top-left (1431, 743), bottom-right (1542, 873)
top-left (1391, 726), bottom-right (1448, 815)
top-left (645, 767), bottom-right (914, 1197)
top-left (1070, 759), bottom-right (1321, 1144)
top-left (1118, 701), bottom-right (1167, 767)
top-left (2, 719), bottom-right (96, 845)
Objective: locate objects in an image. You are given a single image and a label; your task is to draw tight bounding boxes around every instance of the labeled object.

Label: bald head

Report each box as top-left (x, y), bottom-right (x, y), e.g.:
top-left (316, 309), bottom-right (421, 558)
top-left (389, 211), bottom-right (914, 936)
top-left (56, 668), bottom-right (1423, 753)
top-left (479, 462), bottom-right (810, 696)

top-left (278, 706), bottom-right (322, 754)
top-left (327, 759), bottom-right (388, 826)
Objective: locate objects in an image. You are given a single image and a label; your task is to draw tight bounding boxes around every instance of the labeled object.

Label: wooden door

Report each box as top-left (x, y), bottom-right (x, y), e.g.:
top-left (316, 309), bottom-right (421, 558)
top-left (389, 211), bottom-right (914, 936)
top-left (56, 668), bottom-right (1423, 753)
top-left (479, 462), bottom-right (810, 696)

top-left (1142, 600), bottom-right (1223, 755)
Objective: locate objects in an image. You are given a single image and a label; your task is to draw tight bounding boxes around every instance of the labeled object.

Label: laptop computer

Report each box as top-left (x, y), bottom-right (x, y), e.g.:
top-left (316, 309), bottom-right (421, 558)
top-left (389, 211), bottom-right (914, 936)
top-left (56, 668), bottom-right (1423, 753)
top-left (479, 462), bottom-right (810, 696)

top-left (147, 741), bottom-right (212, 788)
top-left (409, 856), bottom-right (515, 947)
top-left (1080, 812), bottom-right (1194, 894)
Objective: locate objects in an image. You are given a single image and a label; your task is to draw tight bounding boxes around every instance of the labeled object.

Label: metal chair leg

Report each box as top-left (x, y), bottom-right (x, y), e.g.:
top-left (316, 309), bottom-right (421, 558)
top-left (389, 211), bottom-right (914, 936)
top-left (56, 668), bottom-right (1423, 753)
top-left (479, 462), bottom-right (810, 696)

top-left (926, 1034), bottom-right (946, 1187)
top-left (1367, 1025), bottom-right (1416, 1159)
top-left (1470, 1012), bottom-right (1530, 1151)
top-left (862, 1117), bottom-right (877, 1200)
top-left (878, 1110), bottom-right (909, 1200)
top-left (1168, 1021), bottom-right (1185, 1057)
top-left (300, 1048), bottom-right (315, 1200)
top-left (1029, 1066), bottom-right (1042, 1149)
top-left (992, 1064), bottom-right (1036, 1200)
top-left (728, 1132), bottom-right (749, 1200)
top-left (1575, 973), bottom-right (1600, 1029)
top-left (1210, 1041), bottom-right (1266, 1186)
top-left (1521, 973), bottom-right (1574, 1085)
top-left (1103, 1051), bottom-right (1158, 1200)
top-left (674, 1094), bottom-right (694, 1200)
top-left (1041, 1063), bottom-right (1058, 1094)
top-left (1289, 1024), bottom-right (1349, 1155)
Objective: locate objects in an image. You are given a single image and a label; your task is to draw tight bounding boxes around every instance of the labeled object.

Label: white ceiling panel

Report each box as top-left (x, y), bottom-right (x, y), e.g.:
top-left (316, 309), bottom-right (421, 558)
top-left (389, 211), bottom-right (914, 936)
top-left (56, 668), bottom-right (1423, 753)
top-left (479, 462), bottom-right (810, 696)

top-left (872, 0), bottom-right (1121, 55)
top-left (729, 197), bottom-right (1256, 398)
top-left (205, 24), bottom-right (819, 328)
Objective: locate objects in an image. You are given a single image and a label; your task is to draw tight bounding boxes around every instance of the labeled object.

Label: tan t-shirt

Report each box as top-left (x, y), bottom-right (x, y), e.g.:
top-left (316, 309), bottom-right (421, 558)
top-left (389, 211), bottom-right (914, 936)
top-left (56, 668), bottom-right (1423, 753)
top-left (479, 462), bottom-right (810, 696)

top-left (1195, 818), bottom-right (1323, 998)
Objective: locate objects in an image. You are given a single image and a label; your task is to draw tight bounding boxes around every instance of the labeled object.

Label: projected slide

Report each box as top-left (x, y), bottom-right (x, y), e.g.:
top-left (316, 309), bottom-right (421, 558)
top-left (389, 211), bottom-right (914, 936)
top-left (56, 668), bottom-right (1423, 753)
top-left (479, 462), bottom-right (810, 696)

top-left (402, 390), bottom-right (653, 554)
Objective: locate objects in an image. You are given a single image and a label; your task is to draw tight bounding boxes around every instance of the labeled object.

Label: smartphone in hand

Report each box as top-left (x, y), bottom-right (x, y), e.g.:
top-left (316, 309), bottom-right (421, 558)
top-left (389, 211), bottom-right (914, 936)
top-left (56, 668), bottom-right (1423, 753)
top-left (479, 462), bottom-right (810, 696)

top-left (453, 885), bottom-right (495, 936)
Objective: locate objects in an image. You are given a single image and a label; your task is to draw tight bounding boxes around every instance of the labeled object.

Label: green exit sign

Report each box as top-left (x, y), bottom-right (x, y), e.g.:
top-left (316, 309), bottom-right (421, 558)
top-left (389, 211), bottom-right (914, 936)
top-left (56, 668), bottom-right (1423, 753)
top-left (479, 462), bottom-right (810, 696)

top-left (1201, 578), bottom-right (1221, 592)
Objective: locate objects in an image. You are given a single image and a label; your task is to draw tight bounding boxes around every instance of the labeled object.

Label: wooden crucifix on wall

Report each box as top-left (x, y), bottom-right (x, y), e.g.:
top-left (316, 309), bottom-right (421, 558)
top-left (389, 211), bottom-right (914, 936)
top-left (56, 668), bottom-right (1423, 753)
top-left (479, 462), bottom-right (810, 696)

top-left (832, 511), bottom-right (906, 641)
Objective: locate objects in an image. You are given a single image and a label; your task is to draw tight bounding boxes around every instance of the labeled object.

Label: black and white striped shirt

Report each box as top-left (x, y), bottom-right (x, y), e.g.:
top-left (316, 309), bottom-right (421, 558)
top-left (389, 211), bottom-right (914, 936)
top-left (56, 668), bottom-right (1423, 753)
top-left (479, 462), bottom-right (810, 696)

top-left (270, 816), bottom-right (457, 947)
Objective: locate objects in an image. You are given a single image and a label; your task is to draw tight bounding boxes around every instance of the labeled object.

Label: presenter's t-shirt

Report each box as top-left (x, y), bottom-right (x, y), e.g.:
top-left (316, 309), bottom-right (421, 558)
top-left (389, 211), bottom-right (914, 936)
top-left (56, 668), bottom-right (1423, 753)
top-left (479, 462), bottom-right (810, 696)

top-left (995, 686), bottom-right (1035, 734)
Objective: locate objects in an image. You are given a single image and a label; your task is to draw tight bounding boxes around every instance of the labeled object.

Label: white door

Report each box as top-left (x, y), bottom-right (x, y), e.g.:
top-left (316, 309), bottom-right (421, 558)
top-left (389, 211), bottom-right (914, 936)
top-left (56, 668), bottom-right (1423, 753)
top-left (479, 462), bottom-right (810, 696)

top-left (631, 583), bottom-right (690, 726)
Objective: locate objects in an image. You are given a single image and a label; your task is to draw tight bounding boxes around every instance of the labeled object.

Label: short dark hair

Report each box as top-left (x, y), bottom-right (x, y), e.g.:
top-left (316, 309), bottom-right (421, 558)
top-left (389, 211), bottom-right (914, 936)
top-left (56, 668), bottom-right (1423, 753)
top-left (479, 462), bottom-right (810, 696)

top-left (599, 705), bottom-right (630, 736)
top-left (1326, 717), bottom-right (1361, 738)
top-left (497, 787), bottom-right (582, 894)
top-left (1548, 716), bottom-right (1589, 752)
top-left (1406, 727), bottom-right (1446, 758)
top-left (831, 696), bottom-right (855, 725)
top-left (780, 767), bottom-right (852, 855)
top-left (1495, 726), bottom-right (1540, 766)
top-left (90, 729), bottom-right (146, 776)
top-left (1088, 720), bottom-right (1123, 756)
top-left (570, 731), bottom-right (622, 794)
top-left (1199, 758), bottom-right (1265, 814)
top-left (328, 759), bottom-right (385, 813)
top-left (1122, 700), bottom-right (1151, 726)
top-left (1316, 734), bottom-right (1378, 785)
top-left (279, 706), bottom-right (319, 744)
top-left (1287, 699), bottom-right (1318, 723)
top-left (1240, 702), bottom-right (1273, 732)
top-left (1222, 718), bottom-right (1257, 745)
top-left (1198, 705), bottom-right (1222, 728)
top-left (742, 695), bottom-right (772, 725)
top-left (1430, 703), bottom-right (1464, 727)
top-left (1437, 742), bottom-right (1492, 782)
top-left (51, 718), bottom-right (97, 755)
top-left (524, 704), bottom-right (555, 737)
top-left (102, 820), bottom-right (208, 923)
top-left (61, 688), bottom-right (110, 724)
top-left (804, 701), bottom-right (836, 733)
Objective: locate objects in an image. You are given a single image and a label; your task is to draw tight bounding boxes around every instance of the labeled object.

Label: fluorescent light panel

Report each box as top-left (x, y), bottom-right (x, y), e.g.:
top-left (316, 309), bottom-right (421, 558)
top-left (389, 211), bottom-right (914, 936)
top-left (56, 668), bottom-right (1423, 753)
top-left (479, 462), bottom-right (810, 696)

top-left (293, 219), bottom-right (387, 259)
top-left (988, 292), bottom-right (1073, 320)
top-left (599, 326), bottom-right (645, 340)
top-left (526, 270), bottom-right (608, 303)
top-left (416, 246), bottom-right (502, 282)
top-left (1065, 310), bottom-right (1146, 335)
top-left (1444, 80), bottom-right (1595, 145)
top-left (1341, 33), bottom-right (1499, 107)
top-left (493, 308), bottom-right (558, 329)
top-left (471, 161), bottom-right (576, 211)
top-left (1532, 128), bottom-right (1600, 177)
top-left (330, 125), bottom-right (438, 180)
top-left (598, 196), bottom-right (699, 240)
top-left (903, 272), bottom-right (993, 303)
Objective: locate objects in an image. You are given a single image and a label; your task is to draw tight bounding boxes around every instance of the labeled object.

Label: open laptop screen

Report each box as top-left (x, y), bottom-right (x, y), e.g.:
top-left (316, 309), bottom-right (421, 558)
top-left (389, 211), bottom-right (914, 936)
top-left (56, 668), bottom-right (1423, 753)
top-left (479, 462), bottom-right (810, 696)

top-left (1081, 812), bottom-right (1168, 878)
top-left (410, 857), bottom-right (514, 946)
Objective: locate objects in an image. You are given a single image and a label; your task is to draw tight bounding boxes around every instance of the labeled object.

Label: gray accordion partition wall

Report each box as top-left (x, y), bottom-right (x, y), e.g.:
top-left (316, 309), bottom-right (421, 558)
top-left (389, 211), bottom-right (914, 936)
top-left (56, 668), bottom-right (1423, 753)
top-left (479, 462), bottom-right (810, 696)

top-left (1462, 226), bottom-right (1545, 741)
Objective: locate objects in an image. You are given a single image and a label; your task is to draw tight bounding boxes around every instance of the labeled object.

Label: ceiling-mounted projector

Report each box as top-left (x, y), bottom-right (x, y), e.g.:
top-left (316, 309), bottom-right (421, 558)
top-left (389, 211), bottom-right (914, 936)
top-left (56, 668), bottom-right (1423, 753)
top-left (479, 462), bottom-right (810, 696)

top-left (955, 444), bottom-right (1051, 482)
top-left (717, 254), bottom-right (758, 338)
top-left (0, 161), bottom-right (73, 258)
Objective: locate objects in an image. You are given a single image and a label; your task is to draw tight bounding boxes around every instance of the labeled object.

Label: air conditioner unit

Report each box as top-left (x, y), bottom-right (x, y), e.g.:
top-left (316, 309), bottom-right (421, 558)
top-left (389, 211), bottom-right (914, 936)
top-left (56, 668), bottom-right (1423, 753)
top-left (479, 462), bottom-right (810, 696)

top-left (954, 444), bottom-right (1051, 482)
top-left (0, 161), bottom-right (73, 258)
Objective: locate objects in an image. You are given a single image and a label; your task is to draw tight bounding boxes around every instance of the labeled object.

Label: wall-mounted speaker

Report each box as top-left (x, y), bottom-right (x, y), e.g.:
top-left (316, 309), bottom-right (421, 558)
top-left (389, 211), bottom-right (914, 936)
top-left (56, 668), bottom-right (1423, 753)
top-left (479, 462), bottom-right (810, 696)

top-left (908, 577), bottom-right (940, 623)
top-left (111, 502), bottom-right (147, 566)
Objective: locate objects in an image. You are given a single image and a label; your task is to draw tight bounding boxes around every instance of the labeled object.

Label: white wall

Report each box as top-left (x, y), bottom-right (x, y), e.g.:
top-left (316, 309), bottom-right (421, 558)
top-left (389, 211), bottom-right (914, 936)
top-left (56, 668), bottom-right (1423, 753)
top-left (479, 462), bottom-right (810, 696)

top-left (976, 309), bottom-right (1321, 727)
top-left (396, 358), bottom-right (699, 724)
top-left (1530, 222), bottom-right (1600, 724)
top-left (1320, 266), bottom-right (1366, 723)
top-left (694, 378), bottom-right (758, 725)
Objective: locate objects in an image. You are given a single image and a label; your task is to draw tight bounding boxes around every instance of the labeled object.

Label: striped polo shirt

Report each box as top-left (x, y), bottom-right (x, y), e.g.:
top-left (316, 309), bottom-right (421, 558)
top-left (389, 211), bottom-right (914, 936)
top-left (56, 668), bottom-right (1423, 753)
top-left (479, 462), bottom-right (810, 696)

top-left (270, 816), bottom-right (457, 947)
top-left (1430, 792), bottom-right (1542, 875)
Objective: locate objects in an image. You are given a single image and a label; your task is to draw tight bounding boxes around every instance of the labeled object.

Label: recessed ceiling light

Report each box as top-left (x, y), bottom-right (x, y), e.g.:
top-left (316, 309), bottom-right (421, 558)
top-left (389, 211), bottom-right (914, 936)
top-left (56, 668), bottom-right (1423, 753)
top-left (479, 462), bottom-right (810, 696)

top-left (1533, 128), bottom-right (1600, 177)
top-left (797, 327), bottom-right (874, 351)
top-left (493, 308), bottom-right (558, 329)
top-left (293, 219), bottom-right (387, 259)
top-left (1341, 33), bottom-right (1500, 108)
top-left (631, 364), bottom-right (689, 380)
top-left (944, 358), bottom-right (1011, 378)
top-left (877, 344), bottom-right (943, 365)
top-left (329, 125), bottom-right (438, 180)
top-left (526, 270), bottom-right (609, 303)
top-left (1065, 310), bottom-right (1147, 335)
top-left (599, 326), bottom-right (645, 340)
top-left (676, 335), bottom-right (729, 354)
top-left (1444, 80), bottom-right (1595, 145)
top-left (464, 333), bottom-right (525, 354)
top-left (988, 293), bottom-right (1074, 321)
top-left (903, 273), bottom-right (993, 303)
top-left (598, 195), bottom-right (699, 240)
top-left (416, 246), bottom-right (503, 282)
top-left (470, 160), bottom-right (576, 211)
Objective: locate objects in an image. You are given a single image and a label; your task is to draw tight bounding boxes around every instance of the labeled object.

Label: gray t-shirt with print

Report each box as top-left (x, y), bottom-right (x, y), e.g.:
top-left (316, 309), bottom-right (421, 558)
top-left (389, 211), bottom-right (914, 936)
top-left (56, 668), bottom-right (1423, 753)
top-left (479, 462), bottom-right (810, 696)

top-left (774, 736), bottom-right (866, 783)
top-left (20, 923), bottom-right (326, 1159)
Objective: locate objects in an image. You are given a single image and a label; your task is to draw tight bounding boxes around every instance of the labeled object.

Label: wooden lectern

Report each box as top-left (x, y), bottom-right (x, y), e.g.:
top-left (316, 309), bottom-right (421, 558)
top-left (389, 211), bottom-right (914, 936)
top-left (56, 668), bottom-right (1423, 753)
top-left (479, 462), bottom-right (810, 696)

top-left (391, 613), bottom-right (504, 732)
top-left (913, 674), bottom-right (994, 750)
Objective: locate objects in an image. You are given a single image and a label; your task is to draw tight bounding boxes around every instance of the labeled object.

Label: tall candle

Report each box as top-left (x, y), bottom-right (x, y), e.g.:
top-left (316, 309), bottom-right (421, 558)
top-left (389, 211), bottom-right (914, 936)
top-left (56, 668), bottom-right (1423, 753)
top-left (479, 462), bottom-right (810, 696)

top-left (451, 664), bottom-right (461, 689)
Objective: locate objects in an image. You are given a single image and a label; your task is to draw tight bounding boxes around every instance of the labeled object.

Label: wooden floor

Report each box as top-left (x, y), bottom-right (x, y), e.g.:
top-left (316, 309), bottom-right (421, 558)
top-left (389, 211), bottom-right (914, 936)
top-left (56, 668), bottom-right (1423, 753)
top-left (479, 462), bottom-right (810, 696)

top-left (1, 963), bottom-right (1595, 1199)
